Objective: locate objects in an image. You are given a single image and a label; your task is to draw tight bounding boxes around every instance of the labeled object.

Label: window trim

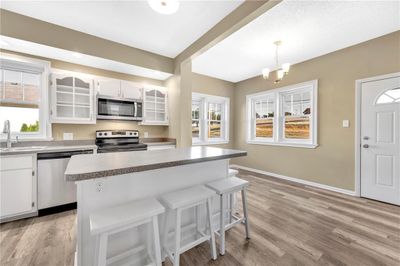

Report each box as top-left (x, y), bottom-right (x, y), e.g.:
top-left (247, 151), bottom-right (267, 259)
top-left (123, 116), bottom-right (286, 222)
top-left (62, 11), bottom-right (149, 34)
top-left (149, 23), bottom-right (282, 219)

top-left (0, 53), bottom-right (52, 141)
top-left (192, 92), bottom-right (230, 145)
top-left (246, 80), bottom-right (318, 149)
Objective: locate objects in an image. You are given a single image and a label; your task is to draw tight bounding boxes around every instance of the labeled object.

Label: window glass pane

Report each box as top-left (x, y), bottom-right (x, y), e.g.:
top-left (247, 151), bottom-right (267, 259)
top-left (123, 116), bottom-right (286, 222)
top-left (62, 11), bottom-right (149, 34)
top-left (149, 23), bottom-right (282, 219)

top-left (208, 121), bottom-right (221, 138)
top-left (192, 101), bottom-right (200, 119)
top-left (0, 106), bottom-right (39, 133)
top-left (23, 73), bottom-right (40, 103)
top-left (376, 88), bottom-right (400, 104)
top-left (192, 119), bottom-right (200, 138)
top-left (4, 70), bottom-right (23, 101)
top-left (208, 103), bottom-right (222, 121)
top-left (285, 116), bottom-right (310, 139)
top-left (283, 91), bottom-right (311, 116)
top-left (256, 118), bottom-right (273, 138)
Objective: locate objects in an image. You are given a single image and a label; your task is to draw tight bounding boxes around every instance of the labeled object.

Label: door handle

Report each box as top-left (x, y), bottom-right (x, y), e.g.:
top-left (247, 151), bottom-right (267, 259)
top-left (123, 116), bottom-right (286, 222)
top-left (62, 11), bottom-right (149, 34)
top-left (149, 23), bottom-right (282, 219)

top-left (363, 144), bottom-right (369, 148)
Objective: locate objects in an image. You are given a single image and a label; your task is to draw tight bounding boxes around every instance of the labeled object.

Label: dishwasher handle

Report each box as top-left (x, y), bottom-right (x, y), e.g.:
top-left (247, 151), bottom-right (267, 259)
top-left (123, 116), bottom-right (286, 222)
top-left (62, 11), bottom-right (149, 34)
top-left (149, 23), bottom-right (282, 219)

top-left (37, 149), bottom-right (93, 160)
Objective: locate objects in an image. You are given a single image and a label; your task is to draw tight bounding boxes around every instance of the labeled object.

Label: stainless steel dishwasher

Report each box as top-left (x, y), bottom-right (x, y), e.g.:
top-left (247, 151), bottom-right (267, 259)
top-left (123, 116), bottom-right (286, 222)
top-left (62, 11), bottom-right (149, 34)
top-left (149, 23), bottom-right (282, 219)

top-left (37, 149), bottom-right (93, 213)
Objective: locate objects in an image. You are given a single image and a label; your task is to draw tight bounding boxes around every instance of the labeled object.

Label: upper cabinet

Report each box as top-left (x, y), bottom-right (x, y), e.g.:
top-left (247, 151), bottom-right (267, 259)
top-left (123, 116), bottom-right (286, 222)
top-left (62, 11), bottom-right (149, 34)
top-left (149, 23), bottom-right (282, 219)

top-left (140, 86), bottom-right (168, 125)
top-left (51, 72), bottom-right (95, 124)
top-left (96, 79), bottom-right (142, 100)
top-left (96, 78), bottom-right (120, 98)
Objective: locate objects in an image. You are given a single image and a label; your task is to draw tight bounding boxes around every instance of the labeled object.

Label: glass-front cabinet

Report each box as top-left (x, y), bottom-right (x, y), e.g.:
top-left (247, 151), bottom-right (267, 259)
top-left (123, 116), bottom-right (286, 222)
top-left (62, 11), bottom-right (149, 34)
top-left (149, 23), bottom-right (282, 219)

top-left (51, 72), bottom-right (95, 124)
top-left (140, 86), bottom-right (168, 125)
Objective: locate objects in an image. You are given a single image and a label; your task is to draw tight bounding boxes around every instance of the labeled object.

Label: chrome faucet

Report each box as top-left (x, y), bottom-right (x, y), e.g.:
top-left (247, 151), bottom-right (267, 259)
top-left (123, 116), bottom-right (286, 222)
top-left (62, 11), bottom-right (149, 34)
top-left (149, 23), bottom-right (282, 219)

top-left (3, 120), bottom-right (12, 149)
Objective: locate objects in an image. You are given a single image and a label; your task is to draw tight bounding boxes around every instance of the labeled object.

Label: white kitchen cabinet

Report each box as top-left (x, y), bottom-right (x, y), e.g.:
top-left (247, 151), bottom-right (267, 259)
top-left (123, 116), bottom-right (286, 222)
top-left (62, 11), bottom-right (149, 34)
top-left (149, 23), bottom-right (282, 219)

top-left (96, 78), bottom-right (121, 98)
top-left (51, 72), bottom-right (95, 124)
top-left (121, 80), bottom-right (142, 100)
top-left (0, 154), bottom-right (37, 222)
top-left (140, 86), bottom-right (168, 125)
top-left (96, 79), bottom-right (142, 100)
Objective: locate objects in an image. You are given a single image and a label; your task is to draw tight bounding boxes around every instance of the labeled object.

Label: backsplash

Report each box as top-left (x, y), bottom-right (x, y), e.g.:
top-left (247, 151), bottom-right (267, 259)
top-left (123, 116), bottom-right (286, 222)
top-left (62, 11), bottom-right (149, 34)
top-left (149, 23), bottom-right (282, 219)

top-left (52, 120), bottom-right (168, 140)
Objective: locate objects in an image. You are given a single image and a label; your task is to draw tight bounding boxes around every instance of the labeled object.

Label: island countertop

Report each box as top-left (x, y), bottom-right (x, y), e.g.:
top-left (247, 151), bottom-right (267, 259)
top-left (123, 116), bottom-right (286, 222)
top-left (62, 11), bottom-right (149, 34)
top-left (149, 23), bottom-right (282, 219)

top-left (65, 146), bottom-right (247, 181)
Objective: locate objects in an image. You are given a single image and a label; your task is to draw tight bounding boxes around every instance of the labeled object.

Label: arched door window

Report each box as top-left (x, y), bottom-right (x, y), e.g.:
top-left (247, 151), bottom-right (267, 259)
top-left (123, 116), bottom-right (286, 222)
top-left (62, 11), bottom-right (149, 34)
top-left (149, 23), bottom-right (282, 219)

top-left (376, 87), bottom-right (400, 104)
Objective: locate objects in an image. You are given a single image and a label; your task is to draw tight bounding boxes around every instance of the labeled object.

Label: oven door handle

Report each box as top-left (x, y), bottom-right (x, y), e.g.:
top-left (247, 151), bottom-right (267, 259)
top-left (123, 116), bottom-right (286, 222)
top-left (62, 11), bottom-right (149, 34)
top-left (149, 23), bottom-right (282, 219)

top-left (134, 102), bottom-right (137, 117)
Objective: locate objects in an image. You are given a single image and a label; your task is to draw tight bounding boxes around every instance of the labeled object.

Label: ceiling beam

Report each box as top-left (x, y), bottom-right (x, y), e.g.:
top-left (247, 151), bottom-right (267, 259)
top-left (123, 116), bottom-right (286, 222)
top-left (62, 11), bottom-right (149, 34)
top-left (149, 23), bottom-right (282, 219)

top-left (0, 9), bottom-right (174, 74)
top-left (173, 0), bottom-right (282, 69)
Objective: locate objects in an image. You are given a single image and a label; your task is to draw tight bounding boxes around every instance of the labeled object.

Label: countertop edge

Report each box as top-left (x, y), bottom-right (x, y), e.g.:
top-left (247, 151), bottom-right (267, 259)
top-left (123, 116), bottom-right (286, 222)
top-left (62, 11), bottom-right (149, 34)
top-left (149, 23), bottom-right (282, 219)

top-left (66, 151), bottom-right (247, 182)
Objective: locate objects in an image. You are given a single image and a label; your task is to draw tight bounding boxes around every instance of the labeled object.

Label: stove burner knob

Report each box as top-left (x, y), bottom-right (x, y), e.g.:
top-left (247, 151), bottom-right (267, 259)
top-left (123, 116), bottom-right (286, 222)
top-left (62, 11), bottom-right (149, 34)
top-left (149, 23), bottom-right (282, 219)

top-left (99, 133), bottom-right (103, 136)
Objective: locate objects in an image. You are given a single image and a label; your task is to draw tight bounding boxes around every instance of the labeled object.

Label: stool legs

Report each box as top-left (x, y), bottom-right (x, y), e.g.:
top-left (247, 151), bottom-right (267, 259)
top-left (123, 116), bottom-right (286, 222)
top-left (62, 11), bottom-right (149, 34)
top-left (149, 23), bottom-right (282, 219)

top-left (241, 189), bottom-right (250, 239)
top-left (152, 216), bottom-right (162, 266)
top-left (206, 198), bottom-right (217, 260)
top-left (173, 209), bottom-right (182, 266)
top-left (219, 194), bottom-right (225, 255)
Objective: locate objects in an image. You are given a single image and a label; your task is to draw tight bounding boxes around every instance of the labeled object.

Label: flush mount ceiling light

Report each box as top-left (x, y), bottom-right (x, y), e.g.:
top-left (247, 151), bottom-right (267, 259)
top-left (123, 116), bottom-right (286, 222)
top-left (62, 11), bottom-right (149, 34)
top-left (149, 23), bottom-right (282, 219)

top-left (148, 0), bottom-right (180, 15)
top-left (262, 40), bottom-right (290, 83)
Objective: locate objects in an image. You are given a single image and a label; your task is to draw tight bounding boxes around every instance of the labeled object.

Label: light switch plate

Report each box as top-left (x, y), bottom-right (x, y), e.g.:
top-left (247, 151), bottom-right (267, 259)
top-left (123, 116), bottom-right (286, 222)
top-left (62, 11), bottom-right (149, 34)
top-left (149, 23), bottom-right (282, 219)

top-left (144, 132), bottom-right (149, 138)
top-left (342, 120), bottom-right (350, 128)
top-left (63, 133), bottom-right (73, 140)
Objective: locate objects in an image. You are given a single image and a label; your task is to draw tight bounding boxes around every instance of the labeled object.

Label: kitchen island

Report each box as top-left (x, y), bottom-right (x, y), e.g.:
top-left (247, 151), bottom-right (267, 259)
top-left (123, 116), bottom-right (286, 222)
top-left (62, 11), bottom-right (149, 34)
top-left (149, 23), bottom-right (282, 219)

top-left (65, 146), bottom-right (246, 266)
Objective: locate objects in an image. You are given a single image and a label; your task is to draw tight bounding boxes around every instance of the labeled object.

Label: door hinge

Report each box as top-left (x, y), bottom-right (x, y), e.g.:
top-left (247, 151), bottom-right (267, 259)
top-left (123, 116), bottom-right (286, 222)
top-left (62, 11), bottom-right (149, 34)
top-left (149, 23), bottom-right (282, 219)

top-left (32, 170), bottom-right (35, 176)
top-left (32, 202), bottom-right (35, 207)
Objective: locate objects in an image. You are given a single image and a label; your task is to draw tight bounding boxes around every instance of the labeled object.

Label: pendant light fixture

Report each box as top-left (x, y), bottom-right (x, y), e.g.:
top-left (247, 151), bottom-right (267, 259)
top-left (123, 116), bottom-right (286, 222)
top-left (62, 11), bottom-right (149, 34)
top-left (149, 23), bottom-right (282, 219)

top-left (262, 40), bottom-right (290, 83)
top-left (148, 0), bottom-right (180, 15)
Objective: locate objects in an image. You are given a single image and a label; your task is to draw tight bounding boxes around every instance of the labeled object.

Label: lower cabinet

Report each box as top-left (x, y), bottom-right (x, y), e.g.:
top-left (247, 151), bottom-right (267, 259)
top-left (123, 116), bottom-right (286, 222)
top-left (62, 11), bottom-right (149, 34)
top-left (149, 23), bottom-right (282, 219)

top-left (0, 154), bottom-right (37, 222)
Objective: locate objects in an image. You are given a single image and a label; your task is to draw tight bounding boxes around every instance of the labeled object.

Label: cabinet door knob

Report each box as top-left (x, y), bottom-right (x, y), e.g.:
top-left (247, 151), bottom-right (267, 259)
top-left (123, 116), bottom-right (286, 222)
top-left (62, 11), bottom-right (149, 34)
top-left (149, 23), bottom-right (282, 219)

top-left (363, 136), bottom-right (369, 140)
top-left (363, 144), bottom-right (369, 148)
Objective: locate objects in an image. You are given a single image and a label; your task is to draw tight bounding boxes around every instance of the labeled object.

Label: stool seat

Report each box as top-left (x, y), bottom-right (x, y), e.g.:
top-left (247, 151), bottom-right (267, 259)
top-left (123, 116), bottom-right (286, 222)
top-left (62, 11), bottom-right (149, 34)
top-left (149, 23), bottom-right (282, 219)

top-left (228, 168), bottom-right (239, 177)
top-left (90, 197), bottom-right (165, 236)
top-left (160, 185), bottom-right (216, 209)
top-left (206, 177), bottom-right (249, 195)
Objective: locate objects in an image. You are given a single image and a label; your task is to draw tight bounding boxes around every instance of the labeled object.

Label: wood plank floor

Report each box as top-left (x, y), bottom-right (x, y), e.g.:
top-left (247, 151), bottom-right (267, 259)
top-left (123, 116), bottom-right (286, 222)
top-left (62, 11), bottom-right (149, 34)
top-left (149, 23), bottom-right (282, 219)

top-left (1, 169), bottom-right (399, 266)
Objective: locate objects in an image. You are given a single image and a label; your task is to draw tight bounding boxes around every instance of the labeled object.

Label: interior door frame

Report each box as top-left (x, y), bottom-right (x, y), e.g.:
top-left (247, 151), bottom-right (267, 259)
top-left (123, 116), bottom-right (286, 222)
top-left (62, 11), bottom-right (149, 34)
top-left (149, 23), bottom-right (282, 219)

top-left (354, 72), bottom-right (400, 197)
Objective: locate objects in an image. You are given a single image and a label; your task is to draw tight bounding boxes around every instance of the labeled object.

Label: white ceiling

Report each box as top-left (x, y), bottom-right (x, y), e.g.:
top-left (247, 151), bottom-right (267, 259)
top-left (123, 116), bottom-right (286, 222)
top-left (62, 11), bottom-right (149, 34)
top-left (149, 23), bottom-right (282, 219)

top-left (0, 35), bottom-right (173, 80)
top-left (1, 0), bottom-right (243, 58)
top-left (192, 0), bottom-right (400, 83)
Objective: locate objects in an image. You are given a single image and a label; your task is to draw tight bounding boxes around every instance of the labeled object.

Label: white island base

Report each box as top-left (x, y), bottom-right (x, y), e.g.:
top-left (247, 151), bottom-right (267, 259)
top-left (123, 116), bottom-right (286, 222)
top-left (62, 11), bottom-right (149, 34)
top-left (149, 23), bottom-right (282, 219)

top-left (75, 159), bottom-right (230, 266)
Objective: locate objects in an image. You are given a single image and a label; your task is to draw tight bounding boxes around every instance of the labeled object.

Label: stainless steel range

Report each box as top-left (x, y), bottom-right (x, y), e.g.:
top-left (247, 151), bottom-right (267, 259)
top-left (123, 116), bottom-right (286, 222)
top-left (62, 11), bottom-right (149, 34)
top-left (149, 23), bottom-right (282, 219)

top-left (95, 130), bottom-right (147, 153)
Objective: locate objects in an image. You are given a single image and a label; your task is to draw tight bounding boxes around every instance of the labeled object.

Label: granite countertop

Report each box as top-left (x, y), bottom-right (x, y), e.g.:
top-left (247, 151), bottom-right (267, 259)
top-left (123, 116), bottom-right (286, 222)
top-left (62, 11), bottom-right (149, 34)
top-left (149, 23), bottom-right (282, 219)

top-left (65, 146), bottom-right (246, 181)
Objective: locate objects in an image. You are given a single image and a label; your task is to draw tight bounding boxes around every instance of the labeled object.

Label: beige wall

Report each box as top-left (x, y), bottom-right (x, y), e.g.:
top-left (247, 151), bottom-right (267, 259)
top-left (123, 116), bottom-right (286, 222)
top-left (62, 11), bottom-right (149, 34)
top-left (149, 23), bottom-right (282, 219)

top-left (232, 31), bottom-right (400, 191)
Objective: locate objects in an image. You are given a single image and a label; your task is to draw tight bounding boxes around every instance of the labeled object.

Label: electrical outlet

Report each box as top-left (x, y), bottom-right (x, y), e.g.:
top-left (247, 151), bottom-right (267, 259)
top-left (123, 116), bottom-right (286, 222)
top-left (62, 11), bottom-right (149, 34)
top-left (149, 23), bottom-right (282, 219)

top-left (144, 132), bottom-right (149, 138)
top-left (342, 120), bottom-right (350, 128)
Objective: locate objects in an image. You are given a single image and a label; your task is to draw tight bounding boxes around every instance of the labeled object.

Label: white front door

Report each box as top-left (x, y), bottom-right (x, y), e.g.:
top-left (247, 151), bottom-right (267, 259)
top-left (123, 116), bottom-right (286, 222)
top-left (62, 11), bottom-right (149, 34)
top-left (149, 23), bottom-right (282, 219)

top-left (361, 75), bottom-right (400, 205)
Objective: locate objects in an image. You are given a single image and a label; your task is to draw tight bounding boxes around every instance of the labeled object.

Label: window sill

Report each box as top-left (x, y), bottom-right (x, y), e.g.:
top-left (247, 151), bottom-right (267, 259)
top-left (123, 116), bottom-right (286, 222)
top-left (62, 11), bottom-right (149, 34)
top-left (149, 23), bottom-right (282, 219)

top-left (193, 140), bottom-right (229, 146)
top-left (246, 140), bottom-right (318, 149)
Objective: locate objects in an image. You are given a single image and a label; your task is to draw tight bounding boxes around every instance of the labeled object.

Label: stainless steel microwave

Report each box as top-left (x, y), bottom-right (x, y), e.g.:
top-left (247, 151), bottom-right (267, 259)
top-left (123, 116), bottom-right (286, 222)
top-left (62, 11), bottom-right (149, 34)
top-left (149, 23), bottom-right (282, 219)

top-left (97, 95), bottom-right (143, 121)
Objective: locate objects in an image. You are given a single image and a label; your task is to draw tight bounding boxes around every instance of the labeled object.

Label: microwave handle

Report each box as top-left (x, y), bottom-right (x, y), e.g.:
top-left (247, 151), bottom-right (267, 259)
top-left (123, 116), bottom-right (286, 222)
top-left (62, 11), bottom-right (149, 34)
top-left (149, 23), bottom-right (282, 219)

top-left (134, 102), bottom-right (137, 117)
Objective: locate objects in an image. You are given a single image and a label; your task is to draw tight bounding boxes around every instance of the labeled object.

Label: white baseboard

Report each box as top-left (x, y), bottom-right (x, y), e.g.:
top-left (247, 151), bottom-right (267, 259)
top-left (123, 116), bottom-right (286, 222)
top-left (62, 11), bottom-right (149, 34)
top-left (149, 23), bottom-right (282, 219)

top-left (230, 164), bottom-right (356, 196)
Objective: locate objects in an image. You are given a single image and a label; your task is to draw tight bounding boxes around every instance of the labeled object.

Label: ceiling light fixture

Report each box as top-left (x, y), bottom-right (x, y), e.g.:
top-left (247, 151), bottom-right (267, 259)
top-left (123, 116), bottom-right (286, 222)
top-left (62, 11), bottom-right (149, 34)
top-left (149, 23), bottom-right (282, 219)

top-left (148, 0), bottom-right (179, 15)
top-left (262, 40), bottom-right (290, 83)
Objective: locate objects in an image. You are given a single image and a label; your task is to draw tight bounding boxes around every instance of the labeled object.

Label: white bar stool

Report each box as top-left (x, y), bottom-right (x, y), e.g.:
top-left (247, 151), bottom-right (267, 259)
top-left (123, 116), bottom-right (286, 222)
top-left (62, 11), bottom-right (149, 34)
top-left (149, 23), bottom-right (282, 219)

top-left (206, 177), bottom-right (250, 255)
top-left (89, 198), bottom-right (165, 266)
top-left (228, 168), bottom-right (239, 177)
top-left (160, 185), bottom-right (217, 266)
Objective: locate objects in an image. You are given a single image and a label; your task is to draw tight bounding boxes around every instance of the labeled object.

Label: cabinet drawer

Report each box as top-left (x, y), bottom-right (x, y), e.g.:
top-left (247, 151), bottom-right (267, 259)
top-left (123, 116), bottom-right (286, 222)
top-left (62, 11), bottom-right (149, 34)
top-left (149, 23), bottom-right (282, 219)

top-left (0, 155), bottom-right (33, 171)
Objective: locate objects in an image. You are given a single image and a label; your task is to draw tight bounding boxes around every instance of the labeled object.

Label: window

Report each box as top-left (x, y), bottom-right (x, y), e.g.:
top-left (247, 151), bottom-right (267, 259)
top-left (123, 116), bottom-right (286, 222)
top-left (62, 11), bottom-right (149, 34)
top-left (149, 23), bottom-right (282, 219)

top-left (192, 93), bottom-right (229, 145)
top-left (247, 80), bottom-right (318, 148)
top-left (376, 87), bottom-right (400, 104)
top-left (0, 56), bottom-right (51, 140)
